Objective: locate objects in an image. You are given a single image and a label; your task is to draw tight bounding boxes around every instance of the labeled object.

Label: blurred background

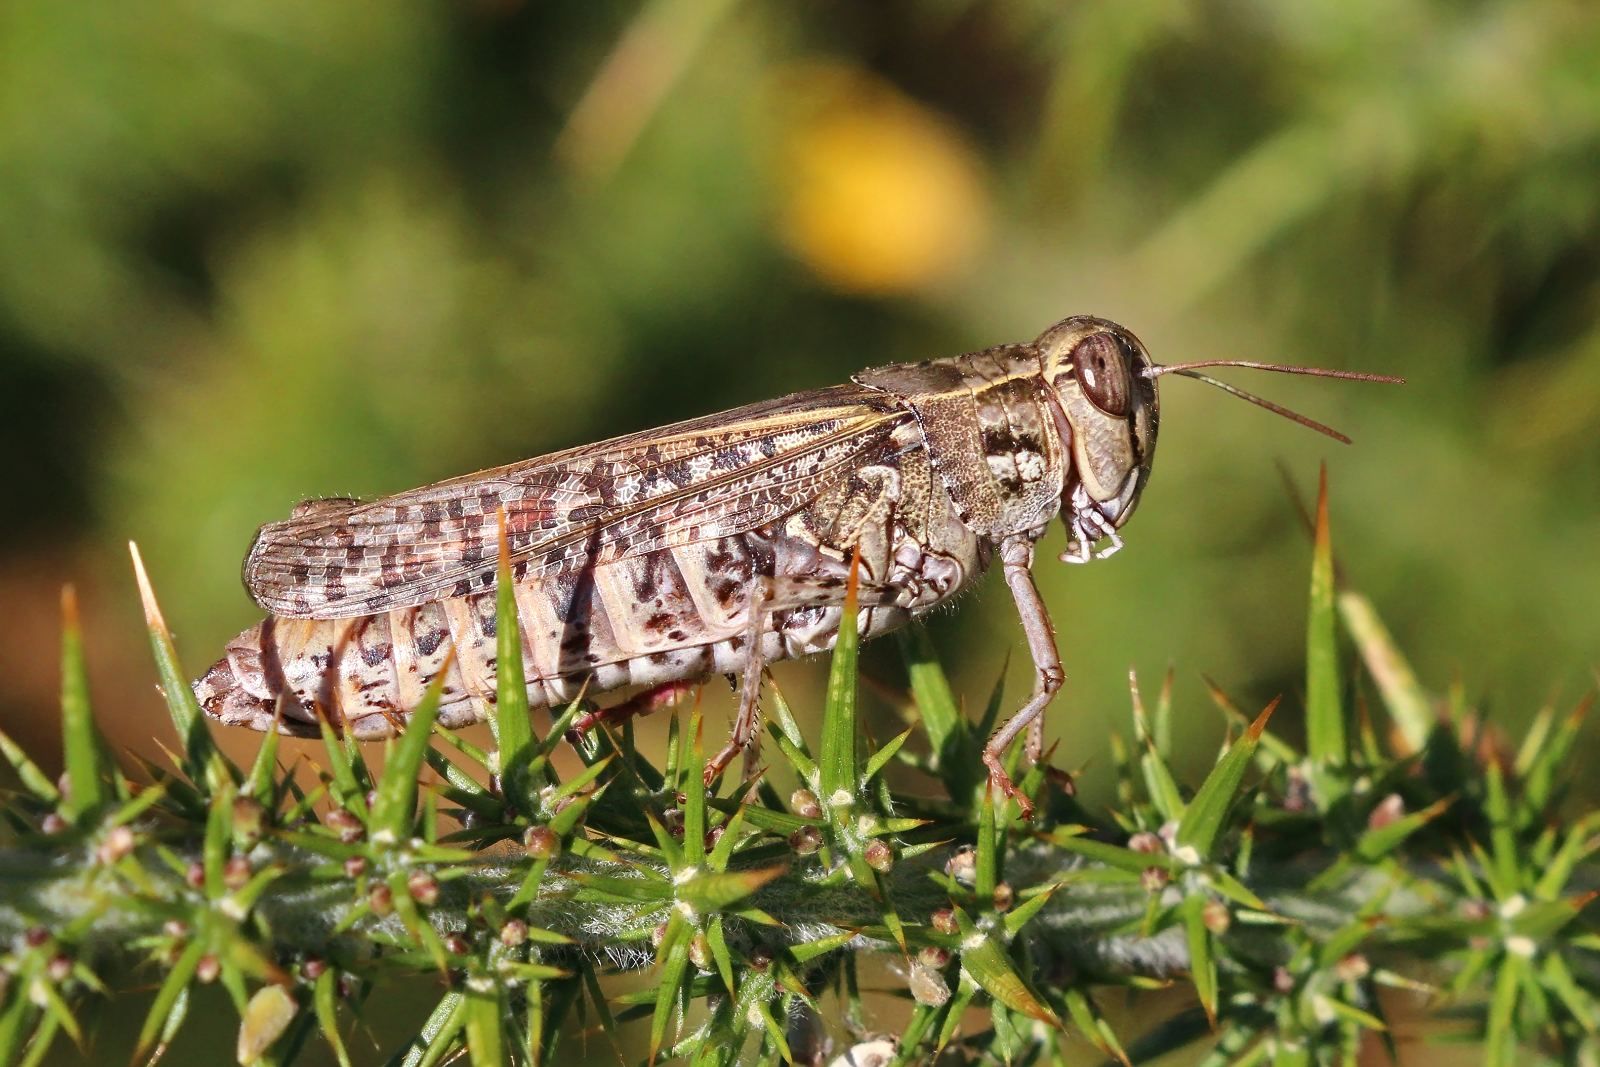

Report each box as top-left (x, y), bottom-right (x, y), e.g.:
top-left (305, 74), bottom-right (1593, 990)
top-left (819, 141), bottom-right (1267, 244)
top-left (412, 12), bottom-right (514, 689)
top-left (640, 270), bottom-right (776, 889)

top-left (2, 0), bottom-right (1598, 1061)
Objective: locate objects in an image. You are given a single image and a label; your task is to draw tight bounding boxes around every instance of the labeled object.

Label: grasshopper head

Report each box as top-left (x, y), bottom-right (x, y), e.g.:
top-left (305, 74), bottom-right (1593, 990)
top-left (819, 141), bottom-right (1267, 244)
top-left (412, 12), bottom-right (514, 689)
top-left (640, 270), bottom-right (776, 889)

top-left (1035, 315), bottom-right (1405, 561)
top-left (1036, 316), bottom-right (1160, 560)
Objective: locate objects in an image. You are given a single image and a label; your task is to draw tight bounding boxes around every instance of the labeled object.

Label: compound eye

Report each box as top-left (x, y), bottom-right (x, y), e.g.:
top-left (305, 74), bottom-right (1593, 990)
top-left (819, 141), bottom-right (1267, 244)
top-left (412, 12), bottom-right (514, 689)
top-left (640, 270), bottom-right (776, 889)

top-left (1071, 333), bottom-right (1132, 417)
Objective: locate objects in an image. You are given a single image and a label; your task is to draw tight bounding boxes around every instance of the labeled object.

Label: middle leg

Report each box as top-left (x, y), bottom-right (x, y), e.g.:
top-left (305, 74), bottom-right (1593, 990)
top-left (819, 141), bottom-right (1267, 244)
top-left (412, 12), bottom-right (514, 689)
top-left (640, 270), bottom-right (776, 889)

top-left (704, 568), bottom-right (909, 784)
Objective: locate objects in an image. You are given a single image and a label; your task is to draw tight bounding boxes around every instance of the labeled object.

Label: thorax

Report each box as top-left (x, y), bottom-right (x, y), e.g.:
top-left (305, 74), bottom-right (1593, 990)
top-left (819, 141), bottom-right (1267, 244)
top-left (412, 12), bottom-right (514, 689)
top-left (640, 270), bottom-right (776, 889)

top-left (854, 344), bottom-right (1068, 541)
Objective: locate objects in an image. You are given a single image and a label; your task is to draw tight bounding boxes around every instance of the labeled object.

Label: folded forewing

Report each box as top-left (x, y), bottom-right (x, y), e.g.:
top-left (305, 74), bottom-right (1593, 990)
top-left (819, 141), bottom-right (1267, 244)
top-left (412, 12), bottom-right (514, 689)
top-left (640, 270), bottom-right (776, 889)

top-left (244, 385), bottom-right (911, 619)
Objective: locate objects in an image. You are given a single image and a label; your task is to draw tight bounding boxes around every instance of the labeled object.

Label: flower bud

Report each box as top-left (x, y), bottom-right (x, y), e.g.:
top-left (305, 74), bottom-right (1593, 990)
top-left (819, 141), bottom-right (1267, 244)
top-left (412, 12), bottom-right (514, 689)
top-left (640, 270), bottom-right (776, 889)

top-left (944, 846), bottom-right (976, 886)
top-left (407, 870), bottom-right (440, 907)
top-left (231, 796), bottom-right (266, 849)
top-left (790, 789), bottom-right (822, 819)
top-left (97, 825), bottom-right (135, 866)
top-left (368, 884), bottom-right (393, 917)
top-left (908, 961), bottom-right (950, 1007)
top-left (688, 932), bottom-right (712, 971)
top-left (788, 825), bottom-right (823, 855)
top-left (1333, 953), bottom-right (1371, 982)
top-left (1128, 832), bottom-right (1164, 855)
top-left (324, 808), bottom-right (364, 844)
top-left (523, 826), bottom-right (559, 859)
top-left (223, 856), bottom-right (252, 891)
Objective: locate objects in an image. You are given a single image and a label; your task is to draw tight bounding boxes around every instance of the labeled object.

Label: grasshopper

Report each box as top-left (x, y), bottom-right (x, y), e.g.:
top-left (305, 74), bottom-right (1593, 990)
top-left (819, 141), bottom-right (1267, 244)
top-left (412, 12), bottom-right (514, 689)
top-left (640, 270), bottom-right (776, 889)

top-left (195, 315), bottom-right (1398, 813)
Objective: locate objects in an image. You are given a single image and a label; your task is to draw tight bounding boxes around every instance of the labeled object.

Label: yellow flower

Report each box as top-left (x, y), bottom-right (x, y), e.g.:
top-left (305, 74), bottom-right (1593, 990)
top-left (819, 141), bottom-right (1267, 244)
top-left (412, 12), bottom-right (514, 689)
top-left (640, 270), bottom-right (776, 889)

top-left (769, 63), bottom-right (989, 295)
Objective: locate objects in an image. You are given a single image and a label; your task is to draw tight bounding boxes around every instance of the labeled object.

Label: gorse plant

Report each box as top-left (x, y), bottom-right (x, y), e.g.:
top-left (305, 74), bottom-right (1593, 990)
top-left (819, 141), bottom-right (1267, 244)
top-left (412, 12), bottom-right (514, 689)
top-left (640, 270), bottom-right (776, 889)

top-left (1, 478), bottom-right (1596, 1066)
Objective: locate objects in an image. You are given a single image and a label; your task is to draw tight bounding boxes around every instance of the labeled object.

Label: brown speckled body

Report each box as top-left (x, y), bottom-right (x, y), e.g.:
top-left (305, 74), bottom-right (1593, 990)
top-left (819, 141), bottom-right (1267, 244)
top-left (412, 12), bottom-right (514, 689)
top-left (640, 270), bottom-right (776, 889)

top-left (198, 428), bottom-right (985, 739)
top-left (194, 317), bottom-right (1161, 759)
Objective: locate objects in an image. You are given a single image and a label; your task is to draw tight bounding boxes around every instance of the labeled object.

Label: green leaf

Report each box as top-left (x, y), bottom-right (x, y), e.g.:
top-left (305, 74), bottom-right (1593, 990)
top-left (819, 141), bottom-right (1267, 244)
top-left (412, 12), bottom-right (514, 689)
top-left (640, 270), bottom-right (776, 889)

top-left (706, 916), bottom-right (736, 994)
top-left (1319, 996), bottom-right (1386, 1033)
top-left (0, 995), bottom-right (38, 1067)
top-left (568, 872), bottom-right (674, 903)
top-left (1202, 675), bottom-right (1300, 764)
top-left (1117, 1006), bottom-right (1213, 1066)
top-left (975, 656), bottom-right (1008, 743)
top-left (862, 726), bottom-right (914, 783)
top-left (1353, 796), bottom-right (1453, 863)
top-left (1523, 694), bottom-right (1593, 815)
top-left (492, 509), bottom-right (537, 813)
top-left (313, 969), bottom-right (354, 1067)
top-left (370, 664), bottom-right (450, 845)
top-left (130, 541), bottom-right (228, 789)
top-left (1306, 466), bottom-right (1346, 768)
top-left (1540, 951), bottom-right (1598, 1031)
top-left (935, 972), bottom-right (980, 1053)
top-left (1338, 592), bottom-right (1433, 756)
top-left (1485, 951), bottom-right (1528, 1067)
top-left (676, 866), bottom-right (786, 912)
top-left (0, 726), bottom-right (59, 804)
top-left (1484, 762), bottom-right (1520, 894)
top-left (573, 962), bottom-right (625, 1066)
top-left (1176, 699), bottom-right (1278, 859)
top-left (237, 983), bottom-right (298, 1066)
top-left (708, 806), bottom-right (747, 873)
top-left (244, 718), bottom-right (283, 807)
top-left (953, 907), bottom-right (1061, 1028)
top-left (975, 791), bottom-right (999, 899)
top-left (1182, 895), bottom-right (1218, 1026)
top-left (1002, 879), bottom-right (1067, 937)
top-left (818, 553), bottom-right (863, 805)
top-left (400, 991), bottom-right (467, 1067)
top-left (787, 928), bottom-right (857, 965)
top-left (1051, 831), bottom-right (1177, 875)
top-left (1062, 988), bottom-right (1130, 1066)
top-left (16, 1011), bottom-right (60, 1067)
top-left (895, 625), bottom-right (977, 800)
top-left (1535, 814), bottom-right (1600, 900)
top-left (58, 585), bottom-right (107, 821)
top-left (1508, 892), bottom-right (1597, 941)
top-left (1153, 665), bottom-right (1175, 756)
top-left (1132, 671), bottom-right (1186, 820)
top-left (650, 913), bottom-right (693, 1061)
top-left (463, 978), bottom-right (505, 1067)
top-left (316, 716), bottom-right (368, 818)
top-left (1139, 736), bottom-right (1186, 824)
top-left (681, 709), bottom-right (708, 867)
top-left (136, 936), bottom-right (206, 1058)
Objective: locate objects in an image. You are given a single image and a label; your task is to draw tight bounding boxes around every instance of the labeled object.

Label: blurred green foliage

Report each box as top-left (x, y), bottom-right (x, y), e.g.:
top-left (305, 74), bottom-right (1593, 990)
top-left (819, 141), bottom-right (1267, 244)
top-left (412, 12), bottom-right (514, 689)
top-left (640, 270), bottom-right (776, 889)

top-left (3, 0), bottom-right (1598, 806)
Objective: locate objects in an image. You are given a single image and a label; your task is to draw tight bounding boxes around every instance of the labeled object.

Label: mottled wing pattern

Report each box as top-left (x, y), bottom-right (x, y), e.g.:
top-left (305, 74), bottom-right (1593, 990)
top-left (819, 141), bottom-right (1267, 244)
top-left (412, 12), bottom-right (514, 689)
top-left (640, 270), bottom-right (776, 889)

top-left (245, 385), bottom-right (912, 619)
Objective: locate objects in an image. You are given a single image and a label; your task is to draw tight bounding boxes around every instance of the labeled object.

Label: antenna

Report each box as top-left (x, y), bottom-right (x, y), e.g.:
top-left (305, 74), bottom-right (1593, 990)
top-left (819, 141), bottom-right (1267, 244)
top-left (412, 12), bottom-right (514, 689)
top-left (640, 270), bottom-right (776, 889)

top-left (1143, 360), bottom-right (1404, 445)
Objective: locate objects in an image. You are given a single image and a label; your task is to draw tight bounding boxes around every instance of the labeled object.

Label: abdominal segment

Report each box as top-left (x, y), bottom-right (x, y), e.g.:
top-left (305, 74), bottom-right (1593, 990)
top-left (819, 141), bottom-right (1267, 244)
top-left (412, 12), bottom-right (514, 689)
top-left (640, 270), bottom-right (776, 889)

top-left (193, 529), bottom-right (962, 740)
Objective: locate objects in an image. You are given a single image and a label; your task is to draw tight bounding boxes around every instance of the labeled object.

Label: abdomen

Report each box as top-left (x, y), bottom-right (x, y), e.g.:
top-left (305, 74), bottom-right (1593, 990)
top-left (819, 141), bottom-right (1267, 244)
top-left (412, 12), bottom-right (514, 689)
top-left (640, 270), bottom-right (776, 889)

top-left (194, 517), bottom-right (983, 739)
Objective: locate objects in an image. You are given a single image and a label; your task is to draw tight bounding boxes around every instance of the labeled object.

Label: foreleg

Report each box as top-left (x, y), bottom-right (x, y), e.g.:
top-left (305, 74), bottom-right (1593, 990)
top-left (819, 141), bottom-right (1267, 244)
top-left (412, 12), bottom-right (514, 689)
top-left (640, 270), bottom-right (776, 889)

top-left (982, 536), bottom-right (1065, 819)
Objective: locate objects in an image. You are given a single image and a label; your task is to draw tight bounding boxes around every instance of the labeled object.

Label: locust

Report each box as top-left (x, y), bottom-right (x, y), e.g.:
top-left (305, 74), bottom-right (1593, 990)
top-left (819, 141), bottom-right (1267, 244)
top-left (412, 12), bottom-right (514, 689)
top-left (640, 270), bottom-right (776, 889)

top-left (194, 315), bottom-right (1399, 813)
